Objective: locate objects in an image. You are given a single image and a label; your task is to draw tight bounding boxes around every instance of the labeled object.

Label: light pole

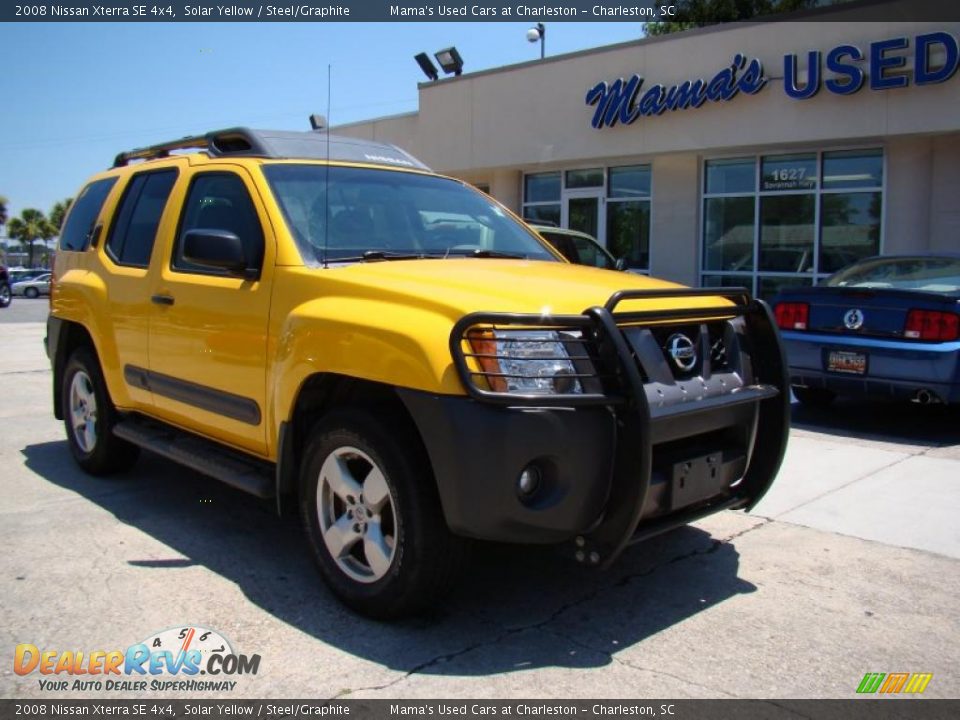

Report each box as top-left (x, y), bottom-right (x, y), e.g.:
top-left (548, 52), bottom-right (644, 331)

top-left (526, 23), bottom-right (545, 60)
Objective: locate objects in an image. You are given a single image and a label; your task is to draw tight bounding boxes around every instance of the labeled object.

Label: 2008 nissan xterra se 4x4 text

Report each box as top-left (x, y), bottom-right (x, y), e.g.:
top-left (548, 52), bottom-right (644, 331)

top-left (47, 126), bottom-right (789, 618)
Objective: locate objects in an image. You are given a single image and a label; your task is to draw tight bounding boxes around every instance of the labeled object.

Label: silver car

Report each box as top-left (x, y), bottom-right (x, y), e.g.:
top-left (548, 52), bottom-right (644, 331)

top-left (11, 272), bottom-right (51, 299)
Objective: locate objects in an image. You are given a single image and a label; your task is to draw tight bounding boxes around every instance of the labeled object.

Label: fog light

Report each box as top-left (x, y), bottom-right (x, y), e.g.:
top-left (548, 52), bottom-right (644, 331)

top-left (517, 465), bottom-right (542, 498)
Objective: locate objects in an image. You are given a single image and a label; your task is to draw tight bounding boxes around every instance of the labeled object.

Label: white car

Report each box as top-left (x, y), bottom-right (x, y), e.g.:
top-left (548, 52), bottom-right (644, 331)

top-left (11, 273), bottom-right (51, 299)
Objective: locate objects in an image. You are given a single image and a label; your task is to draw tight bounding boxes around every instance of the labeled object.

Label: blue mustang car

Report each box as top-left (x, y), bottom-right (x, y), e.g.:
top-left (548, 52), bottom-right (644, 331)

top-left (772, 254), bottom-right (960, 407)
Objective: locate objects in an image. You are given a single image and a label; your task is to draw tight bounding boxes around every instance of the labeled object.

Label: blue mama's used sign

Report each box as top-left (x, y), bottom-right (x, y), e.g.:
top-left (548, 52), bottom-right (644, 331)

top-left (587, 31), bottom-right (959, 129)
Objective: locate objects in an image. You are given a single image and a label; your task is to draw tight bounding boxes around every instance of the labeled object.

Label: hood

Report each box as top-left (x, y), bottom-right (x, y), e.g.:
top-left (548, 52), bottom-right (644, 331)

top-left (323, 258), bottom-right (729, 318)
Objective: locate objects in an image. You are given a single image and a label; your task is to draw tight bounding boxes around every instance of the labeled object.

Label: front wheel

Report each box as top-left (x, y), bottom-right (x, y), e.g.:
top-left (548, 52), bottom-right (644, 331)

top-left (24, 287), bottom-right (39, 299)
top-left (299, 409), bottom-right (465, 619)
top-left (0, 282), bottom-right (10, 308)
top-left (62, 347), bottom-right (140, 475)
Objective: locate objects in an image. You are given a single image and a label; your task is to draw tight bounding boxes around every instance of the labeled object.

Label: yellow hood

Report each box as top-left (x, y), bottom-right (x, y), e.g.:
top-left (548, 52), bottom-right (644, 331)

top-left (324, 258), bottom-right (726, 318)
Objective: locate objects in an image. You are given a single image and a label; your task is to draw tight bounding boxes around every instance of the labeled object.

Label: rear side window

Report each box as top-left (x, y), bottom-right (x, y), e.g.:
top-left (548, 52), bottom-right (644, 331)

top-left (106, 170), bottom-right (177, 267)
top-left (59, 178), bottom-right (117, 251)
top-left (173, 173), bottom-right (265, 275)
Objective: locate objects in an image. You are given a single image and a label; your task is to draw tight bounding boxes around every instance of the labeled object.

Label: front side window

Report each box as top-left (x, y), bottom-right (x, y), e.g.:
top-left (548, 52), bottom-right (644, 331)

top-left (105, 170), bottom-right (177, 267)
top-left (174, 173), bottom-right (265, 275)
top-left (59, 177), bottom-right (117, 252)
top-left (264, 165), bottom-right (556, 264)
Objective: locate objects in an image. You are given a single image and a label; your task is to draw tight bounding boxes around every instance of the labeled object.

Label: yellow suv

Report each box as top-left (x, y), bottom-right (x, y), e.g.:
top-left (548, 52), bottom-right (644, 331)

top-left (48, 126), bottom-right (790, 618)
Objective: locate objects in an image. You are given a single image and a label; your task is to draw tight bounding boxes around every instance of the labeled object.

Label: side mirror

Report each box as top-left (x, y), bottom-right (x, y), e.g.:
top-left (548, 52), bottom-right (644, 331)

top-left (182, 229), bottom-right (247, 275)
top-left (615, 257), bottom-right (627, 271)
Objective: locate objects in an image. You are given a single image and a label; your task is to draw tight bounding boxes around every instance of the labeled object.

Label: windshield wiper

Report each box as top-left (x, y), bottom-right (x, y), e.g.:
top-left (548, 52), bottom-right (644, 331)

top-left (453, 249), bottom-right (527, 259)
top-left (331, 251), bottom-right (433, 263)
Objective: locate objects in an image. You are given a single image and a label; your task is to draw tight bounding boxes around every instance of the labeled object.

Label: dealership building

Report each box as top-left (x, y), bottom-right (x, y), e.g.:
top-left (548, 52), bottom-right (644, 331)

top-left (336, 10), bottom-right (960, 297)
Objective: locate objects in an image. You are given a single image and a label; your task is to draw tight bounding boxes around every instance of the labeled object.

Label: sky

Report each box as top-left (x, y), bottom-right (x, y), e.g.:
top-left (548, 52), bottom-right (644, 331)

top-left (0, 21), bottom-right (646, 225)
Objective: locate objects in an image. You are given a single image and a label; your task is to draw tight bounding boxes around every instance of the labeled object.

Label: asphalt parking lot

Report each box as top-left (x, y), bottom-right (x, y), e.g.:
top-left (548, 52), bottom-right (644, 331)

top-left (2, 305), bottom-right (958, 700)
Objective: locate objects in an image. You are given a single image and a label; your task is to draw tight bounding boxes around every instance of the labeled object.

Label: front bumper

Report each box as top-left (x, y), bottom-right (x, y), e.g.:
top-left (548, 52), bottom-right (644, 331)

top-left (783, 331), bottom-right (960, 404)
top-left (404, 289), bottom-right (791, 567)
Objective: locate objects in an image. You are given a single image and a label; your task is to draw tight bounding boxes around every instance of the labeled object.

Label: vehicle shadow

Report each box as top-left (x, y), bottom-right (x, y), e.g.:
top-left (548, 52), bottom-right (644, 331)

top-left (791, 397), bottom-right (960, 447)
top-left (23, 440), bottom-right (756, 677)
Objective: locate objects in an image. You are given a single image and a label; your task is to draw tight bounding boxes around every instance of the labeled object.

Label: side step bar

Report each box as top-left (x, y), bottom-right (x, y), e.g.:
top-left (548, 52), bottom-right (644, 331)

top-left (113, 415), bottom-right (274, 499)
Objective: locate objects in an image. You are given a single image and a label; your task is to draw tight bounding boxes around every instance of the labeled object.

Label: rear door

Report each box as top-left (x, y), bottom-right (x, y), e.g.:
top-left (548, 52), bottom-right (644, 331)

top-left (147, 165), bottom-right (275, 456)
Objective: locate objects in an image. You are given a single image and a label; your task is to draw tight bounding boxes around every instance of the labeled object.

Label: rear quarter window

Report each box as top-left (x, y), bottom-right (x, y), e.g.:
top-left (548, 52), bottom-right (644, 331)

top-left (58, 177), bottom-right (118, 252)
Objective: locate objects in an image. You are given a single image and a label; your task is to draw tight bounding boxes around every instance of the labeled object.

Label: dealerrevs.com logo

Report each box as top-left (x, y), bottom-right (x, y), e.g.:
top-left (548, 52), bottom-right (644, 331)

top-left (14, 626), bottom-right (260, 692)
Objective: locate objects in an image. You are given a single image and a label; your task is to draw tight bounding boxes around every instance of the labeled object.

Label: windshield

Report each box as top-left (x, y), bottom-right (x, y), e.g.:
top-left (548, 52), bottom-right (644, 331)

top-left (826, 256), bottom-right (960, 293)
top-left (262, 164), bottom-right (557, 264)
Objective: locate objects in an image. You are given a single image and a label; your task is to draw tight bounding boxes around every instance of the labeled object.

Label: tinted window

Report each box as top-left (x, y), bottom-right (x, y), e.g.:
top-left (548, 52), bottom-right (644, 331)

top-left (175, 173), bottom-right (264, 274)
top-left (106, 170), bottom-right (177, 267)
top-left (59, 178), bottom-right (117, 251)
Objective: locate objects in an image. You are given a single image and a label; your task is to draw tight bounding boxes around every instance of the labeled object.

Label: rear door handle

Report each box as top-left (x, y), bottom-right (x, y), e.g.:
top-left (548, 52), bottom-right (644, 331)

top-left (151, 294), bottom-right (175, 306)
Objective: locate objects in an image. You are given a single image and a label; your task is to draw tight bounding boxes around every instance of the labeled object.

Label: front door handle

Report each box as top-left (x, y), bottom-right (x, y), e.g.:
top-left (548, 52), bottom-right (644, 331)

top-left (151, 294), bottom-right (175, 306)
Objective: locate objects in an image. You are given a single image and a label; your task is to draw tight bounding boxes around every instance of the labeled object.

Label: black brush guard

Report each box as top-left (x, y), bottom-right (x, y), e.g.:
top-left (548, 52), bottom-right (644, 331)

top-left (449, 288), bottom-right (791, 566)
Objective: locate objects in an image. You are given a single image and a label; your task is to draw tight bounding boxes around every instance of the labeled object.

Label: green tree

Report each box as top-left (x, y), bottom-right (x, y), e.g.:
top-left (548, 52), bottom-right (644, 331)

top-left (7, 208), bottom-right (55, 267)
top-left (644, 0), bottom-right (825, 36)
top-left (49, 197), bottom-right (74, 232)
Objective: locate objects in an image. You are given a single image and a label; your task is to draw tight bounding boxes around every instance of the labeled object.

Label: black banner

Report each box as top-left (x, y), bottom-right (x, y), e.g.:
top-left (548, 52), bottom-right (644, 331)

top-left (2, 700), bottom-right (960, 720)
top-left (2, 0), bottom-right (959, 23)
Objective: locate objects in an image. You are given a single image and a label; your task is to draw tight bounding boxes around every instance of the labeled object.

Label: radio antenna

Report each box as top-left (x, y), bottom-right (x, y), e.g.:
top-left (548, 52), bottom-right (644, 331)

top-left (322, 64), bottom-right (332, 268)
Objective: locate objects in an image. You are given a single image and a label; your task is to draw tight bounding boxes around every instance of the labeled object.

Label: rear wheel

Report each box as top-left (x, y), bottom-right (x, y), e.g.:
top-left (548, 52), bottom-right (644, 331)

top-left (299, 409), bottom-right (465, 619)
top-left (0, 282), bottom-right (10, 308)
top-left (62, 347), bottom-right (140, 475)
top-left (792, 385), bottom-right (836, 408)
top-left (24, 287), bottom-right (39, 299)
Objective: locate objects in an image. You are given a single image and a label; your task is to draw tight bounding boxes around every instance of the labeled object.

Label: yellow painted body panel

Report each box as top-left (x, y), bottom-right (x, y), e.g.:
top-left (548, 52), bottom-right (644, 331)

top-left (53, 154), bottom-right (729, 464)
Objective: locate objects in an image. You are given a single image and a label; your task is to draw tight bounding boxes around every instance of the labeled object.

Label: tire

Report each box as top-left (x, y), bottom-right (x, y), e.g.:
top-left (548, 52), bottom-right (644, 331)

top-left (62, 347), bottom-right (140, 476)
top-left (299, 409), bottom-right (465, 619)
top-left (0, 282), bottom-right (10, 308)
top-left (792, 385), bottom-right (836, 408)
top-left (24, 287), bottom-right (39, 299)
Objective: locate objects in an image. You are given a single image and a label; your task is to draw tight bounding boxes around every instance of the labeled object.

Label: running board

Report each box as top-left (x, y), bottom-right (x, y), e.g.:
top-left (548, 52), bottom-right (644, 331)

top-left (113, 416), bottom-right (274, 499)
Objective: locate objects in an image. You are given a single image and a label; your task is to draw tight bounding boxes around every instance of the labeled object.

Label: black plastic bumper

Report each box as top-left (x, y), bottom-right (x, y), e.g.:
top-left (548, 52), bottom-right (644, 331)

top-left (426, 288), bottom-right (790, 566)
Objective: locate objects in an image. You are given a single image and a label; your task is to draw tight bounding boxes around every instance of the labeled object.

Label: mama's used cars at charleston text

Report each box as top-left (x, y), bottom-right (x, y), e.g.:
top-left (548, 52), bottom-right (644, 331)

top-left (47, 126), bottom-right (790, 618)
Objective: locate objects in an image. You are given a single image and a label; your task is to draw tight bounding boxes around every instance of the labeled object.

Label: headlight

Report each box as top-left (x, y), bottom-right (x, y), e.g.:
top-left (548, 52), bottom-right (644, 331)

top-left (467, 329), bottom-right (584, 395)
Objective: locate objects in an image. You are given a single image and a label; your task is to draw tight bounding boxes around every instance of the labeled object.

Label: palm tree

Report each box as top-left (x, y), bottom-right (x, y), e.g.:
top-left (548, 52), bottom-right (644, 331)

top-left (7, 208), bottom-right (55, 267)
top-left (50, 197), bottom-right (74, 232)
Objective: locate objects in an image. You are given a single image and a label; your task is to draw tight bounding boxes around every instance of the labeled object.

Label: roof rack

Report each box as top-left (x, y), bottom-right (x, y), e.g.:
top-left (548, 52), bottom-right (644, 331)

top-left (112, 127), bottom-right (431, 171)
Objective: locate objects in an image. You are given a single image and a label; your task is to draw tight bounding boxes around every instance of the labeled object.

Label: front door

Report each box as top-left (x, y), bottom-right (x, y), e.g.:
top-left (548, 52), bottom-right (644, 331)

top-left (562, 189), bottom-right (605, 245)
top-left (147, 166), bottom-right (274, 456)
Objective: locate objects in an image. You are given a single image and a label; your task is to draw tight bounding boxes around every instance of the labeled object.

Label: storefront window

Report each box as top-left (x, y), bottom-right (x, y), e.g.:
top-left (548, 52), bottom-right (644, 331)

top-left (703, 196), bottom-right (755, 272)
top-left (822, 149), bottom-right (883, 189)
top-left (705, 157), bottom-right (755, 194)
top-left (522, 171), bottom-right (561, 225)
top-left (609, 166), bottom-right (651, 198)
top-left (565, 168), bottom-right (604, 189)
top-left (702, 149), bottom-right (883, 298)
top-left (607, 201), bottom-right (649, 269)
top-left (820, 191), bottom-right (881, 273)
top-left (761, 154), bottom-right (817, 192)
top-left (759, 195), bottom-right (814, 272)
top-left (524, 172), bottom-right (560, 202)
top-left (607, 164), bottom-right (651, 271)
